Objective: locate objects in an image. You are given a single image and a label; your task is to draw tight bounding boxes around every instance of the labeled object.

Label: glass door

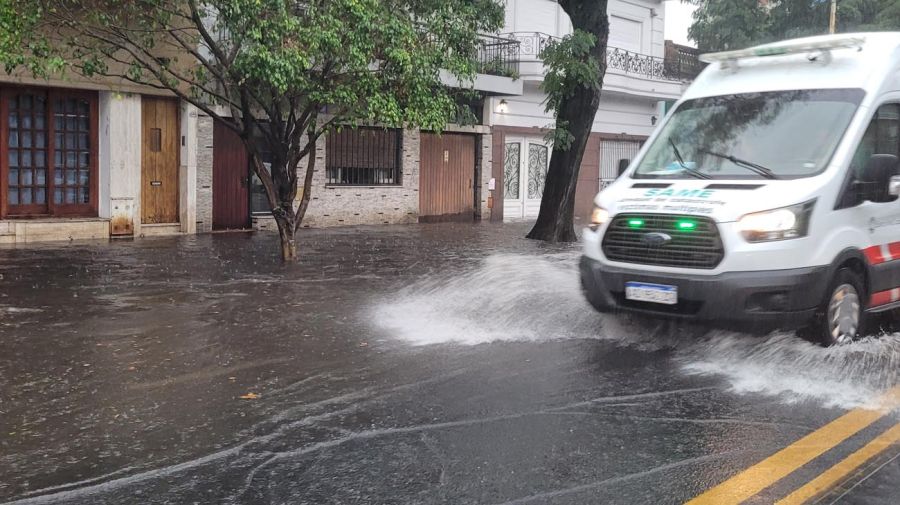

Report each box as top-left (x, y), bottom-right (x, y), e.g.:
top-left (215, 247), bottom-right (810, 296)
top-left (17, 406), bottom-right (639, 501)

top-left (523, 141), bottom-right (549, 218)
top-left (503, 137), bottom-right (549, 220)
top-left (502, 138), bottom-right (523, 220)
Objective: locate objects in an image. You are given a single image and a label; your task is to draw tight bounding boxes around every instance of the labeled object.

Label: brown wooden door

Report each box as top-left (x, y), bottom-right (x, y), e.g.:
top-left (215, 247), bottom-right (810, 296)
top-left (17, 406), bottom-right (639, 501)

top-left (419, 133), bottom-right (475, 222)
top-left (141, 97), bottom-right (179, 224)
top-left (212, 121), bottom-right (250, 230)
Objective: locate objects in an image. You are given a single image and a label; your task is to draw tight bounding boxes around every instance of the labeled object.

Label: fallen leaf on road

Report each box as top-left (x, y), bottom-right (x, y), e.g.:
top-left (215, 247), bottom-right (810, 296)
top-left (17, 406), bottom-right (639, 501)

top-left (239, 393), bottom-right (260, 400)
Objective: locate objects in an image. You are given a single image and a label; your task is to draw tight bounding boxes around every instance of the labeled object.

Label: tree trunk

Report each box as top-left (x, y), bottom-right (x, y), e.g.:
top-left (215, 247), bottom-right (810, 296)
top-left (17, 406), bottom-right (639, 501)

top-left (527, 0), bottom-right (609, 243)
top-left (276, 216), bottom-right (298, 261)
top-left (247, 151), bottom-right (301, 262)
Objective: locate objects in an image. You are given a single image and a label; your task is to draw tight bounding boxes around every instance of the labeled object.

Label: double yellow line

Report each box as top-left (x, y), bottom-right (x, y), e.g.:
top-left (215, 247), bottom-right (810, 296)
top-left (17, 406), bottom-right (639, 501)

top-left (686, 386), bottom-right (900, 505)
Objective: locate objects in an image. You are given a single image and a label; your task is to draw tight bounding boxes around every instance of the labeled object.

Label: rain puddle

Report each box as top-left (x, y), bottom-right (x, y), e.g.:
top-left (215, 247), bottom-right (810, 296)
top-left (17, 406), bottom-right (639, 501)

top-left (373, 251), bottom-right (900, 410)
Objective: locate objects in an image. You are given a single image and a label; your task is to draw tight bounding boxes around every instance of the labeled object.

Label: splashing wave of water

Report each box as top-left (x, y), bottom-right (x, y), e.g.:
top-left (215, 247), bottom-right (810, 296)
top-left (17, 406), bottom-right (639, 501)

top-left (372, 252), bottom-right (900, 409)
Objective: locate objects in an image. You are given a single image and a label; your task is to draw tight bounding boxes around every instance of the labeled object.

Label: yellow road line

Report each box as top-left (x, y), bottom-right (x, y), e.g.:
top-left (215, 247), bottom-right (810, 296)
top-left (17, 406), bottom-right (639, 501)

top-left (685, 386), bottom-right (900, 505)
top-left (775, 422), bottom-right (900, 505)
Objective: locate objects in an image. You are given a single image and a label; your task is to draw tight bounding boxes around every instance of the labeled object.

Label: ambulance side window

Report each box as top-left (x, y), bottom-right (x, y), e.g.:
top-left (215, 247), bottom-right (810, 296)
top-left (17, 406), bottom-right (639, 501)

top-left (843, 104), bottom-right (900, 206)
top-left (849, 104), bottom-right (900, 177)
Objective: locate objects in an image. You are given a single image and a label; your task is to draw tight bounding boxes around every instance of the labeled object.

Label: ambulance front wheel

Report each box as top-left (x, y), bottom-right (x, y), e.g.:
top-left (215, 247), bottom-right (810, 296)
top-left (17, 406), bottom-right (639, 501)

top-left (812, 268), bottom-right (866, 347)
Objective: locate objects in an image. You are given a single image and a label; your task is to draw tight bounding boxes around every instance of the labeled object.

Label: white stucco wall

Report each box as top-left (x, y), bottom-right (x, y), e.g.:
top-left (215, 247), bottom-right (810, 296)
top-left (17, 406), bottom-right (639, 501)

top-left (100, 91), bottom-right (142, 235)
top-left (179, 102), bottom-right (198, 234)
top-left (487, 82), bottom-right (659, 137)
top-left (502, 0), bottom-right (665, 57)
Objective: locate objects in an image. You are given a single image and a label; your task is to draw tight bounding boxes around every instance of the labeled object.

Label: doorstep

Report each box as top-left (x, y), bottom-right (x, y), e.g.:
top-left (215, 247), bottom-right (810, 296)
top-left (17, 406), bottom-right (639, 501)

top-left (139, 223), bottom-right (183, 237)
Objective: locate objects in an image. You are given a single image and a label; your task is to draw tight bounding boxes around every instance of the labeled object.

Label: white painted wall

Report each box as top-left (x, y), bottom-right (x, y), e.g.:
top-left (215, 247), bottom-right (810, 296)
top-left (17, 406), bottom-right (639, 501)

top-left (488, 82), bottom-right (659, 137)
top-left (100, 91), bottom-right (141, 234)
top-left (502, 0), bottom-right (665, 57)
top-left (179, 102), bottom-right (198, 234)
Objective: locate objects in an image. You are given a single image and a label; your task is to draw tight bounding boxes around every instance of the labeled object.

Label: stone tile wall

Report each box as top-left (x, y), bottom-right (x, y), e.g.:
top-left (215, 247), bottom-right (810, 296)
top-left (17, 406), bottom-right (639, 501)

top-left (195, 115), bottom-right (214, 233)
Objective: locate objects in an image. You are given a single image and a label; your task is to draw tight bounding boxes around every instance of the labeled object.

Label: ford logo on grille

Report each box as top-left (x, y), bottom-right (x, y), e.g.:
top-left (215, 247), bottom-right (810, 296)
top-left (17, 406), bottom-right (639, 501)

top-left (641, 232), bottom-right (672, 247)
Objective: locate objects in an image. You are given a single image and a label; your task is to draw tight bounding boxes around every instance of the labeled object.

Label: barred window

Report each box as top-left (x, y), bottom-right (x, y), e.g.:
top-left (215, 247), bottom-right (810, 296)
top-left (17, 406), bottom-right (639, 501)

top-left (326, 128), bottom-right (401, 185)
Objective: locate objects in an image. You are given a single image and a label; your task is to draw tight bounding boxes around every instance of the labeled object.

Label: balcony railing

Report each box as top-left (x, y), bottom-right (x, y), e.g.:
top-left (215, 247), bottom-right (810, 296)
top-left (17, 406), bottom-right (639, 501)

top-left (665, 41), bottom-right (705, 81)
top-left (501, 32), bottom-right (702, 82)
top-left (477, 34), bottom-right (520, 78)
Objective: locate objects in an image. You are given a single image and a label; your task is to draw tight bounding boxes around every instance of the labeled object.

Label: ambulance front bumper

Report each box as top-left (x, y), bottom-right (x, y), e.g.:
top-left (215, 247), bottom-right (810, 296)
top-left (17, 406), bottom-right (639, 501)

top-left (579, 256), bottom-right (830, 331)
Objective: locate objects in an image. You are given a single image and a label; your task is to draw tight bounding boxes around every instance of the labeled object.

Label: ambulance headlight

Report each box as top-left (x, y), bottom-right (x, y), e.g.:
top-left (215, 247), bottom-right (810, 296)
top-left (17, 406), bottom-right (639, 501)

top-left (738, 200), bottom-right (815, 242)
top-left (589, 206), bottom-right (610, 231)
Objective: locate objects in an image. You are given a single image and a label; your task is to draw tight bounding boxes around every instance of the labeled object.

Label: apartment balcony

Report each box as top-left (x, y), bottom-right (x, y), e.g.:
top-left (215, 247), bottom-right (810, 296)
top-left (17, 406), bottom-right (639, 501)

top-left (501, 32), bottom-right (700, 100)
top-left (664, 41), bottom-right (705, 81)
top-left (439, 34), bottom-right (524, 96)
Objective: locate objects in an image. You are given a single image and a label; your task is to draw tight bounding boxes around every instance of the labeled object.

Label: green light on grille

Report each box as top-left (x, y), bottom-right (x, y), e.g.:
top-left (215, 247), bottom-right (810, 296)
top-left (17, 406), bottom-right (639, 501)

top-left (627, 219), bottom-right (645, 228)
top-left (676, 219), bottom-right (697, 231)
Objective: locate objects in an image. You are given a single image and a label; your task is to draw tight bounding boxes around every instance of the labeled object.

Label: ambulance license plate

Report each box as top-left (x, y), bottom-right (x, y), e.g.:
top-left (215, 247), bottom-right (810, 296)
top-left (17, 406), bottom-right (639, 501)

top-left (625, 282), bottom-right (678, 305)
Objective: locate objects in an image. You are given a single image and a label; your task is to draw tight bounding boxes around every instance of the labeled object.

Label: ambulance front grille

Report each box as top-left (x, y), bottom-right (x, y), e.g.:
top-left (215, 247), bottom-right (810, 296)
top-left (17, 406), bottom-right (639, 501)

top-left (601, 214), bottom-right (724, 269)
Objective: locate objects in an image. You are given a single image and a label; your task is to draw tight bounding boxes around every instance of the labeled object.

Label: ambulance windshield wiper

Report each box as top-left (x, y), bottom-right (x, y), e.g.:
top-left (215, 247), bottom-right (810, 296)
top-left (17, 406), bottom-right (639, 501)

top-left (698, 148), bottom-right (778, 180)
top-left (669, 139), bottom-right (711, 179)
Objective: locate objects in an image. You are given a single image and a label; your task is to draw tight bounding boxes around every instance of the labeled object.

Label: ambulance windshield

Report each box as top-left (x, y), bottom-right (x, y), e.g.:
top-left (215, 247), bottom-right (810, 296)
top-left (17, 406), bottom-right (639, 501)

top-left (634, 88), bottom-right (866, 179)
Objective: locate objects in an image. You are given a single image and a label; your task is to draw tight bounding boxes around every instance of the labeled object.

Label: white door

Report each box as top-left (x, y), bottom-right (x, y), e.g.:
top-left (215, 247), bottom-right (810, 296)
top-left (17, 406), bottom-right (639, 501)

top-left (503, 137), bottom-right (549, 221)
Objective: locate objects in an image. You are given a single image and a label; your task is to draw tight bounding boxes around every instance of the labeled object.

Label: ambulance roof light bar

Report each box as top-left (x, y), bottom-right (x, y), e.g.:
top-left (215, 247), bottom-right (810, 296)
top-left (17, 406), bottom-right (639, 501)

top-left (699, 36), bottom-right (866, 64)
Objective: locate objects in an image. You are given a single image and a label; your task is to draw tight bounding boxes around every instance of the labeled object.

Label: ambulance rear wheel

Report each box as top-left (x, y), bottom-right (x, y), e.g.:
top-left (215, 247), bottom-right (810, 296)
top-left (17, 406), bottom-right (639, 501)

top-left (815, 268), bottom-right (865, 347)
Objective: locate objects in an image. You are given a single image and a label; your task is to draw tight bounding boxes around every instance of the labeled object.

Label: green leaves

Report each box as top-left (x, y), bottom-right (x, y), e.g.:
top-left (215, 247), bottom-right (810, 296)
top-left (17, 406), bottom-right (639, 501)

top-left (540, 30), bottom-right (601, 151)
top-left (689, 0), bottom-right (900, 52)
top-left (4, 0), bottom-right (502, 138)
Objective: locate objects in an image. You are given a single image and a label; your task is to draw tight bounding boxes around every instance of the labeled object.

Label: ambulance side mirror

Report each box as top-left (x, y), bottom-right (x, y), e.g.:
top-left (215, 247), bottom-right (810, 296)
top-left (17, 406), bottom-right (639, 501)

top-left (890, 175), bottom-right (900, 197)
top-left (857, 154), bottom-right (900, 203)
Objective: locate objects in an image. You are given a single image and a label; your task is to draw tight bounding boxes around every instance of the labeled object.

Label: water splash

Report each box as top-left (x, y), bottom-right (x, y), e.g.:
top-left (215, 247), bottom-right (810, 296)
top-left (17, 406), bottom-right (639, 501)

top-left (373, 252), bottom-right (900, 409)
top-left (681, 330), bottom-right (900, 409)
top-left (373, 252), bottom-right (605, 345)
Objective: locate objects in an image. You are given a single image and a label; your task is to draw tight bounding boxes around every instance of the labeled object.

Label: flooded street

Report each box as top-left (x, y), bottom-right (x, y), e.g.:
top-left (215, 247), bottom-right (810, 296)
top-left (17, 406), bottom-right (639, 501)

top-left (1, 223), bottom-right (898, 504)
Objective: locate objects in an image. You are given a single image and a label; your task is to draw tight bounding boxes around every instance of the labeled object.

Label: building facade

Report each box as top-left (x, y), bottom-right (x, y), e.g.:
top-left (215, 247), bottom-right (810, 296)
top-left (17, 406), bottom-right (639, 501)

top-left (0, 1), bottom-right (699, 244)
top-left (488, 0), bottom-right (695, 224)
top-left (0, 72), bottom-right (201, 244)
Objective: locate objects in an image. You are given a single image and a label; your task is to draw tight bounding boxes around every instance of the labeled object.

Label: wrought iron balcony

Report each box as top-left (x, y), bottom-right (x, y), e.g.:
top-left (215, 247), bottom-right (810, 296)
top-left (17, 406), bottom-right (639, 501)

top-left (500, 32), bottom-right (702, 82)
top-left (477, 34), bottom-right (520, 78)
top-left (664, 41), bottom-right (705, 81)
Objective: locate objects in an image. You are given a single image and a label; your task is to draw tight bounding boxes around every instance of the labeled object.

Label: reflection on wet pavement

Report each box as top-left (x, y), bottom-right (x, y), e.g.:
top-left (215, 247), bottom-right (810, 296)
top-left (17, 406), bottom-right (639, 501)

top-left (0, 223), bottom-right (897, 504)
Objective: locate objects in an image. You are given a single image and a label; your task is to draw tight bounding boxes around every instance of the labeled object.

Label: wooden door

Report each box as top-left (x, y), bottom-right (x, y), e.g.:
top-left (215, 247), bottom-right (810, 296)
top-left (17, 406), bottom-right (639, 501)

top-left (212, 121), bottom-right (250, 230)
top-left (419, 133), bottom-right (475, 222)
top-left (141, 97), bottom-right (179, 224)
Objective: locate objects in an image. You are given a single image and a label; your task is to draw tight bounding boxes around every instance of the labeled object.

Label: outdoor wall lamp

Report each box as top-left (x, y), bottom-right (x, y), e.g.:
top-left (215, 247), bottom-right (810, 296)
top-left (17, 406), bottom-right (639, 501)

top-left (651, 115), bottom-right (658, 126)
top-left (497, 99), bottom-right (509, 114)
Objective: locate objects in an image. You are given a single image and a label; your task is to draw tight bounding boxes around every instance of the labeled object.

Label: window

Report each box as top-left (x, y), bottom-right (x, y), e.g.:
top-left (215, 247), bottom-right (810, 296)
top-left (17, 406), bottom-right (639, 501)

top-left (839, 103), bottom-right (900, 207)
top-left (248, 126), bottom-right (272, 215)
top-left (633, 89), bottom-right (864, 180)
top-left (326, 128), bottom-right (401, 185)
top-left (849, 104), bottom-right (900, 177)
top-left (2, 88), bottom-right (97, 217)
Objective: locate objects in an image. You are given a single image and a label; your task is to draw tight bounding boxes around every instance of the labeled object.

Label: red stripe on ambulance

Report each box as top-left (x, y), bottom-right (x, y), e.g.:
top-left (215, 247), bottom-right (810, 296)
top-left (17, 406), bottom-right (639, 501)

top-left (863, 242), bottom-right (900, 265)
top-left (889, 242), bottom-right (900, 260)
top-left (870, 288), bottom-right (900, 307)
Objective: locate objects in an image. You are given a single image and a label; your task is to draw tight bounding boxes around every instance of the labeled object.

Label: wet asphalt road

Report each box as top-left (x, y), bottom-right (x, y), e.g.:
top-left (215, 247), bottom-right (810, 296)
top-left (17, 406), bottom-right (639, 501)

top-left (0, 223), bottom-right (898, 504)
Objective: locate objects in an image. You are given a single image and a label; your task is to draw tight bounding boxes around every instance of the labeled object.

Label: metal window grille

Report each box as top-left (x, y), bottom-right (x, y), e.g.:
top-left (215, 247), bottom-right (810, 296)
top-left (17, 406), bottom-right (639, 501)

top-left (600, 139), bottom-right (644, 190)
top-left (326, 128), bottom-right (402, 185)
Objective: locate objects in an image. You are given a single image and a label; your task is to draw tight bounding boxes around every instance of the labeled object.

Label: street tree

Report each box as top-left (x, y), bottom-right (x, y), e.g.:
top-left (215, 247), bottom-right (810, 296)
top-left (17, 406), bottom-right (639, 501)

top-left (688, 0), bottom-right (900, 52)
top-left (687, 0), bottom-right (769, 52)
top-left (526, 0), bottom-right (608, 243)
top-left (2, 0), bottom-right (503, 260)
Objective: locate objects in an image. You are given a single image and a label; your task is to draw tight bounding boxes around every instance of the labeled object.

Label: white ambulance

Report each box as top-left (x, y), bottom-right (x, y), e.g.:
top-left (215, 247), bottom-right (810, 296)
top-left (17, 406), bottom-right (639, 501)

top-left (581, 33), bottom-right (900, 346)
